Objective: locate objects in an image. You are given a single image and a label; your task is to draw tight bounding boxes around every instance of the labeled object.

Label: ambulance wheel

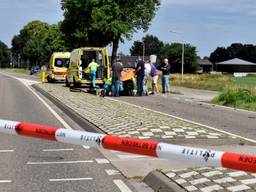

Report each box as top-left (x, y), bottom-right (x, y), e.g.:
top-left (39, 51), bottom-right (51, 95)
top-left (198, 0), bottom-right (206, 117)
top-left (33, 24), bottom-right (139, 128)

top-left (73, 77), bottom-right (80, 88)
top-left (65, 77), bottom-right (71, 87)
top-left (47, 76), bottom-right (53, 83)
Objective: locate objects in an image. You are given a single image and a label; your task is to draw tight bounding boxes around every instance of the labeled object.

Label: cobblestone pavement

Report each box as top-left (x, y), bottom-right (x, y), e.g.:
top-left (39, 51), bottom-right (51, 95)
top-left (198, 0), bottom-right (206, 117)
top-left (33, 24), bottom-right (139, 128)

top-left (37, 83), bottom-right (242, 144)
top-left (163, 167), bottom-right (256, 192)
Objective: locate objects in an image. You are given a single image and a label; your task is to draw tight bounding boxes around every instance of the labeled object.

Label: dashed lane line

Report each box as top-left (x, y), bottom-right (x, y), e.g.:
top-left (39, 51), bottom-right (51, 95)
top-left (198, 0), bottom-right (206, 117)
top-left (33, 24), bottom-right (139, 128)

top-left (113, 180), bottom-right (133, 192)
top-left (27, 160), bottom-right (94, 165)
top-left (0, 150), bottom-right (14, 153)
top-left (0, 180), bottom-right (12, 183)
top-left (95, 158), bottom-right (110, 164)
top-left (49, 177), bottom-right (93, 182)
top-left (82, 145), bottom-right (91, 149)
top-left (42, 148), bottom-right (74, 152)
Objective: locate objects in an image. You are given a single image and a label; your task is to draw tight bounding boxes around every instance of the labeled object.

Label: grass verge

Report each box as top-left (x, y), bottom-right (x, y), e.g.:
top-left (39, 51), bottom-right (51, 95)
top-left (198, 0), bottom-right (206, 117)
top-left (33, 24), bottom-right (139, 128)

top-left (1, 68), bottom-right (30, 74)
top-left (212, 89), bottom-right (256, 111)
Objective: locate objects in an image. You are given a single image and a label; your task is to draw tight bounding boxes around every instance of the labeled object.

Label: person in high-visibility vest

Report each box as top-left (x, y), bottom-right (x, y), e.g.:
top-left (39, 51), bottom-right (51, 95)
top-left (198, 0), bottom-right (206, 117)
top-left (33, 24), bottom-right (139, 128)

top-left (86, 59), bottom-right (99, 88)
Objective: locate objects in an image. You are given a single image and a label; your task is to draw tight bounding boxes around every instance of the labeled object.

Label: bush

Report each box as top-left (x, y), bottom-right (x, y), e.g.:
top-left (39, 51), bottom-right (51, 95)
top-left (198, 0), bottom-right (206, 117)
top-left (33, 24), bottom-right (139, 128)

top-left (212, 89), bottom-right (256, 110)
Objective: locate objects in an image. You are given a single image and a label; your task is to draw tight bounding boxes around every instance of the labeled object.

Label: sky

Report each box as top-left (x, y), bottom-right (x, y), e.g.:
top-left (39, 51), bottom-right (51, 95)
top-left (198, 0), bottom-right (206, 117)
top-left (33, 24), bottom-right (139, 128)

top-left (0, 0), bottom-right (255, 57)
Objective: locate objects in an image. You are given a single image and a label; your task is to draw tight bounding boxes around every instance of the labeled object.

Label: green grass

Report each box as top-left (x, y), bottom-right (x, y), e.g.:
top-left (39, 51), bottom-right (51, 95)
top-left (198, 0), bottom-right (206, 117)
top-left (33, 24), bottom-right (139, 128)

top-left (169, 73), bottom-right (256, 111)
top-left (1, 68), bottom-right (30, 75)
top-left (232, 75), bottom-right (256, 86)
top-left (212, 89), bottom-right (256, 111)
top-left (170, 73), bottom-right (256, 92)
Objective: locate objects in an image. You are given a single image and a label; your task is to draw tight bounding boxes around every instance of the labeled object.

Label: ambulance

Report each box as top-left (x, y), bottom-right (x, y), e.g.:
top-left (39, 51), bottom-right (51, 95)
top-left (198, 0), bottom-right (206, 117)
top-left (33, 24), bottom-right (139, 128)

top-left (66, 47), bottom-right (110, 87)
top-left (47, 52), bottom-right (71, 82)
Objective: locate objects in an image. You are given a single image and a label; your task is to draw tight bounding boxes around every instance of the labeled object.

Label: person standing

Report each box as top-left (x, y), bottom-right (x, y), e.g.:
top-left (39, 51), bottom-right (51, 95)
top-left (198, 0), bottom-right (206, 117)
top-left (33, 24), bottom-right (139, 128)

top-left (150, 62), bottom-right (158, 95)
top-left (111, 58), bottom-right (123, 97)
top-left (160, 58), bottom-right (171, 93)
top-left (143, 60), bottom-right (151, 96)
top-left (136, 57), bottom-right (145, 96)
top-left (87, 59), bottom-right (99, 88)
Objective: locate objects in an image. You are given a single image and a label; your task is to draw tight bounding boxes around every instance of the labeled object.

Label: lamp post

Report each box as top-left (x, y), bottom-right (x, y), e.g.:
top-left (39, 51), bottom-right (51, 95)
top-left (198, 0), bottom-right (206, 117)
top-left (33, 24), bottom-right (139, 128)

top-left (170, 30), bottom-right (184, 81)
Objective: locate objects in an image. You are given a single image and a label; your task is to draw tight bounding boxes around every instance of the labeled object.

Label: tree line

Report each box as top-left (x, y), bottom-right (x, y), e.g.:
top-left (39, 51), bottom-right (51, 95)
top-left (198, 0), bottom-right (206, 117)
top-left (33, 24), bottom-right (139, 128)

top-left (210, 43), bottom-right (256, 64)
top-left (130, 34), bottom-right (198, 73)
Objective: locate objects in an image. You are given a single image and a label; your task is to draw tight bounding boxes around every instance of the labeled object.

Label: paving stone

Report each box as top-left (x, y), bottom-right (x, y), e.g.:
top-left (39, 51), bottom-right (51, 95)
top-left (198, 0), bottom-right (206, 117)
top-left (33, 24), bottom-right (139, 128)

top-left (202, 170), bottom-right (223, 177)
top-left (228, 171), bottom-right (248, 177)
top-left (190, 178), bottom-right (210, 185)
top-left (166, 172), bottom-right (176, 178)
top-left (240, 178), bottom-right (256, 185)
top-left (200, 184), bottom-right (223, 192)
top-left (150, 128), bottom-right (162, 133)
top-left (227, 184), bottom-right (251, 191)
top-left (185, 185), bottom-right (198, 191)
top-left (213, 177), bottom-right (236, 184)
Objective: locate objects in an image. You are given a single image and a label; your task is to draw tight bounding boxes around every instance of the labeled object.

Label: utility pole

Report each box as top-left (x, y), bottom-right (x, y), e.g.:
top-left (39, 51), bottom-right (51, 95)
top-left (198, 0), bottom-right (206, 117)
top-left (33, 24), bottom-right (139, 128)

top-left (181, 43), bottom-right (185, 81)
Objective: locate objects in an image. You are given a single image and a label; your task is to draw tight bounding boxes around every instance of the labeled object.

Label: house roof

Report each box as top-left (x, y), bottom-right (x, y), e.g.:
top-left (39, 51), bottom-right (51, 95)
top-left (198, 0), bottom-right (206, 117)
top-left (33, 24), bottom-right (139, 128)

top-left (197, 58), bottom-right (213, 66)
top-left (217, 58), bottom-right (256, 65)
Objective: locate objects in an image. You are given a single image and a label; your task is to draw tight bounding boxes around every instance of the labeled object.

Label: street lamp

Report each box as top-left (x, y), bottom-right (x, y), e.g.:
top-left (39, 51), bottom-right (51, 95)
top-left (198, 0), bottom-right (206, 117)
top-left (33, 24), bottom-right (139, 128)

top-left (170, 30), bottom-right (185, 81)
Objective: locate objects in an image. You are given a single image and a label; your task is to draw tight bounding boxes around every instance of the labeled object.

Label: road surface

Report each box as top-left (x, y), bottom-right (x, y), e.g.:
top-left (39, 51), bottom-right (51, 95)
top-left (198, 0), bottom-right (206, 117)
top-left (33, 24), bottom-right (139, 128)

top-left (0, 73), bottom-right (134, 192)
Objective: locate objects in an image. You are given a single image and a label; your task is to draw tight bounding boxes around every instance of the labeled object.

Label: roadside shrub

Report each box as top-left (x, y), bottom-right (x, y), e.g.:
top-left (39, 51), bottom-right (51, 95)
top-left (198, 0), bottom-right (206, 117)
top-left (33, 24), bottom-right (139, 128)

top-left (212, 89), bottom-right (256, 110)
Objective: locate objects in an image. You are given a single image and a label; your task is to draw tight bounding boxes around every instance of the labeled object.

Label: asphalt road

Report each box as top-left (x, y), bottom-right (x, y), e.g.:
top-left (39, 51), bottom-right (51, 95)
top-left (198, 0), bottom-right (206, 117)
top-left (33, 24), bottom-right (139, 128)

top-left (0, 73), bottom-right (134, 192)
top-left (114, 93), bottom-right (256, 141)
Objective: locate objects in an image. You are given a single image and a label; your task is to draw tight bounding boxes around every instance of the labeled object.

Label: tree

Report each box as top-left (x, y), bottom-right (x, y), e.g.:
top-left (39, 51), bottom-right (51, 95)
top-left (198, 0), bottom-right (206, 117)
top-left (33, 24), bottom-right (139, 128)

top-left (210, 43), bottom-right (256, 64)
top-left (130, 34), bottom-right (164, 56)
top-left (11, 20), bottom-right (50, 67)
top-left (41, 24), bottom-right (68, 64)
top-left (130, 41), bottom-right (144, 56)
top-left (209, 47), bottom-right (230, 63)
top-left (0, 41), bottom-right (10, 68)
top-left (61, 0), bottom-right (161, 64)
top-left (160, 43), bottom-right (197, 73)
top-left (11, 21), bottom-right (67, 67)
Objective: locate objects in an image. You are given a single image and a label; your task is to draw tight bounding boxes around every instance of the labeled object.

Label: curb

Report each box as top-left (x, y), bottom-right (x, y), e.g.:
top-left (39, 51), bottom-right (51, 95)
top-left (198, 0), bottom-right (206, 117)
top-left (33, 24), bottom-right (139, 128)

top-left (144, 170), bottom-right (186, 192)
top-left (32, 84), bottom-right (104, 134)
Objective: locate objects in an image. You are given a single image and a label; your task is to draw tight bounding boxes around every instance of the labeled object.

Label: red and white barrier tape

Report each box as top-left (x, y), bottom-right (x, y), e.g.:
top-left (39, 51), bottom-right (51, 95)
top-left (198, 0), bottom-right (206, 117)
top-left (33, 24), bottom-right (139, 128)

top-left (0, 119), bottom-right (255, 172)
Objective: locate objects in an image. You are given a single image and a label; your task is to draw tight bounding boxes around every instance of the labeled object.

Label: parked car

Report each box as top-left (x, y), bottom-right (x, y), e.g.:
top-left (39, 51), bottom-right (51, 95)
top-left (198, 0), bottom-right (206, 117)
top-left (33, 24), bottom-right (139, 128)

top-left (30, 66), bottom-right (40, 75)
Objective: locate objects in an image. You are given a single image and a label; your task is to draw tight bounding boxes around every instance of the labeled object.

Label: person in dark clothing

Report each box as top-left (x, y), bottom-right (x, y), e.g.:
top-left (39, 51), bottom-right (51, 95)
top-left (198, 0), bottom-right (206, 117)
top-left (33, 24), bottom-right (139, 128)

top-left (160, 58), bottom-right (171, 93)
top-left (136, 57), bottom-right (145, 96)
top-left (111, 58), bottom-right (123, 97)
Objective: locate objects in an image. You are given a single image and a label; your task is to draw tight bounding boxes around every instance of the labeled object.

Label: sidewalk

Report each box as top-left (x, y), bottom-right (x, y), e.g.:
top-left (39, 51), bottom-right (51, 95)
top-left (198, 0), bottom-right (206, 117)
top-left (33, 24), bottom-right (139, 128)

top-left (171, 86), bottom-right (219, 102)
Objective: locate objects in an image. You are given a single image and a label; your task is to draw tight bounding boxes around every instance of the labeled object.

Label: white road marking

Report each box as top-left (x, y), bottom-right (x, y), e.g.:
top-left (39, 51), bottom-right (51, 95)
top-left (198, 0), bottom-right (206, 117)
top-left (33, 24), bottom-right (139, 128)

top-left (107, 97), bottom-right (256, 143)
top-left (82, 145), bottom-right (91, 149)
top-left (49, 177), bottom-right (93, 182)
top-left (42, 148), bottom-right (74, 152)
top-left (117, 154), bottom-right (148, 159)
top-left (95, 158), bottom-right (110, 164)
top-left (27, 160), bottom-right (94, 165)
top-left (0, 150), bottom-right (14, 153)
top-left (105, 169), bottom-right (120, 176)
top-left (110, 158), bottom-right (166, 162)
top-left (2, 73), bottom-right (72, 129)
top-left (23, 82), bottom-right (72, 129)
top-left (0, 180), bottom-right (12, 183)
top-left (113, 180), bottom-right (133, 192)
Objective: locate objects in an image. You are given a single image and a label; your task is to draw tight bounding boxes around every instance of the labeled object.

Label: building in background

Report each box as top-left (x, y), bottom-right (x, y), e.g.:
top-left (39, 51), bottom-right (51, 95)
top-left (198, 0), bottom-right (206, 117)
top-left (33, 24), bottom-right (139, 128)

top-left (216, 58), bottom-right (256, 74)
top-left (197, 58), bottom-right (213, 73)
